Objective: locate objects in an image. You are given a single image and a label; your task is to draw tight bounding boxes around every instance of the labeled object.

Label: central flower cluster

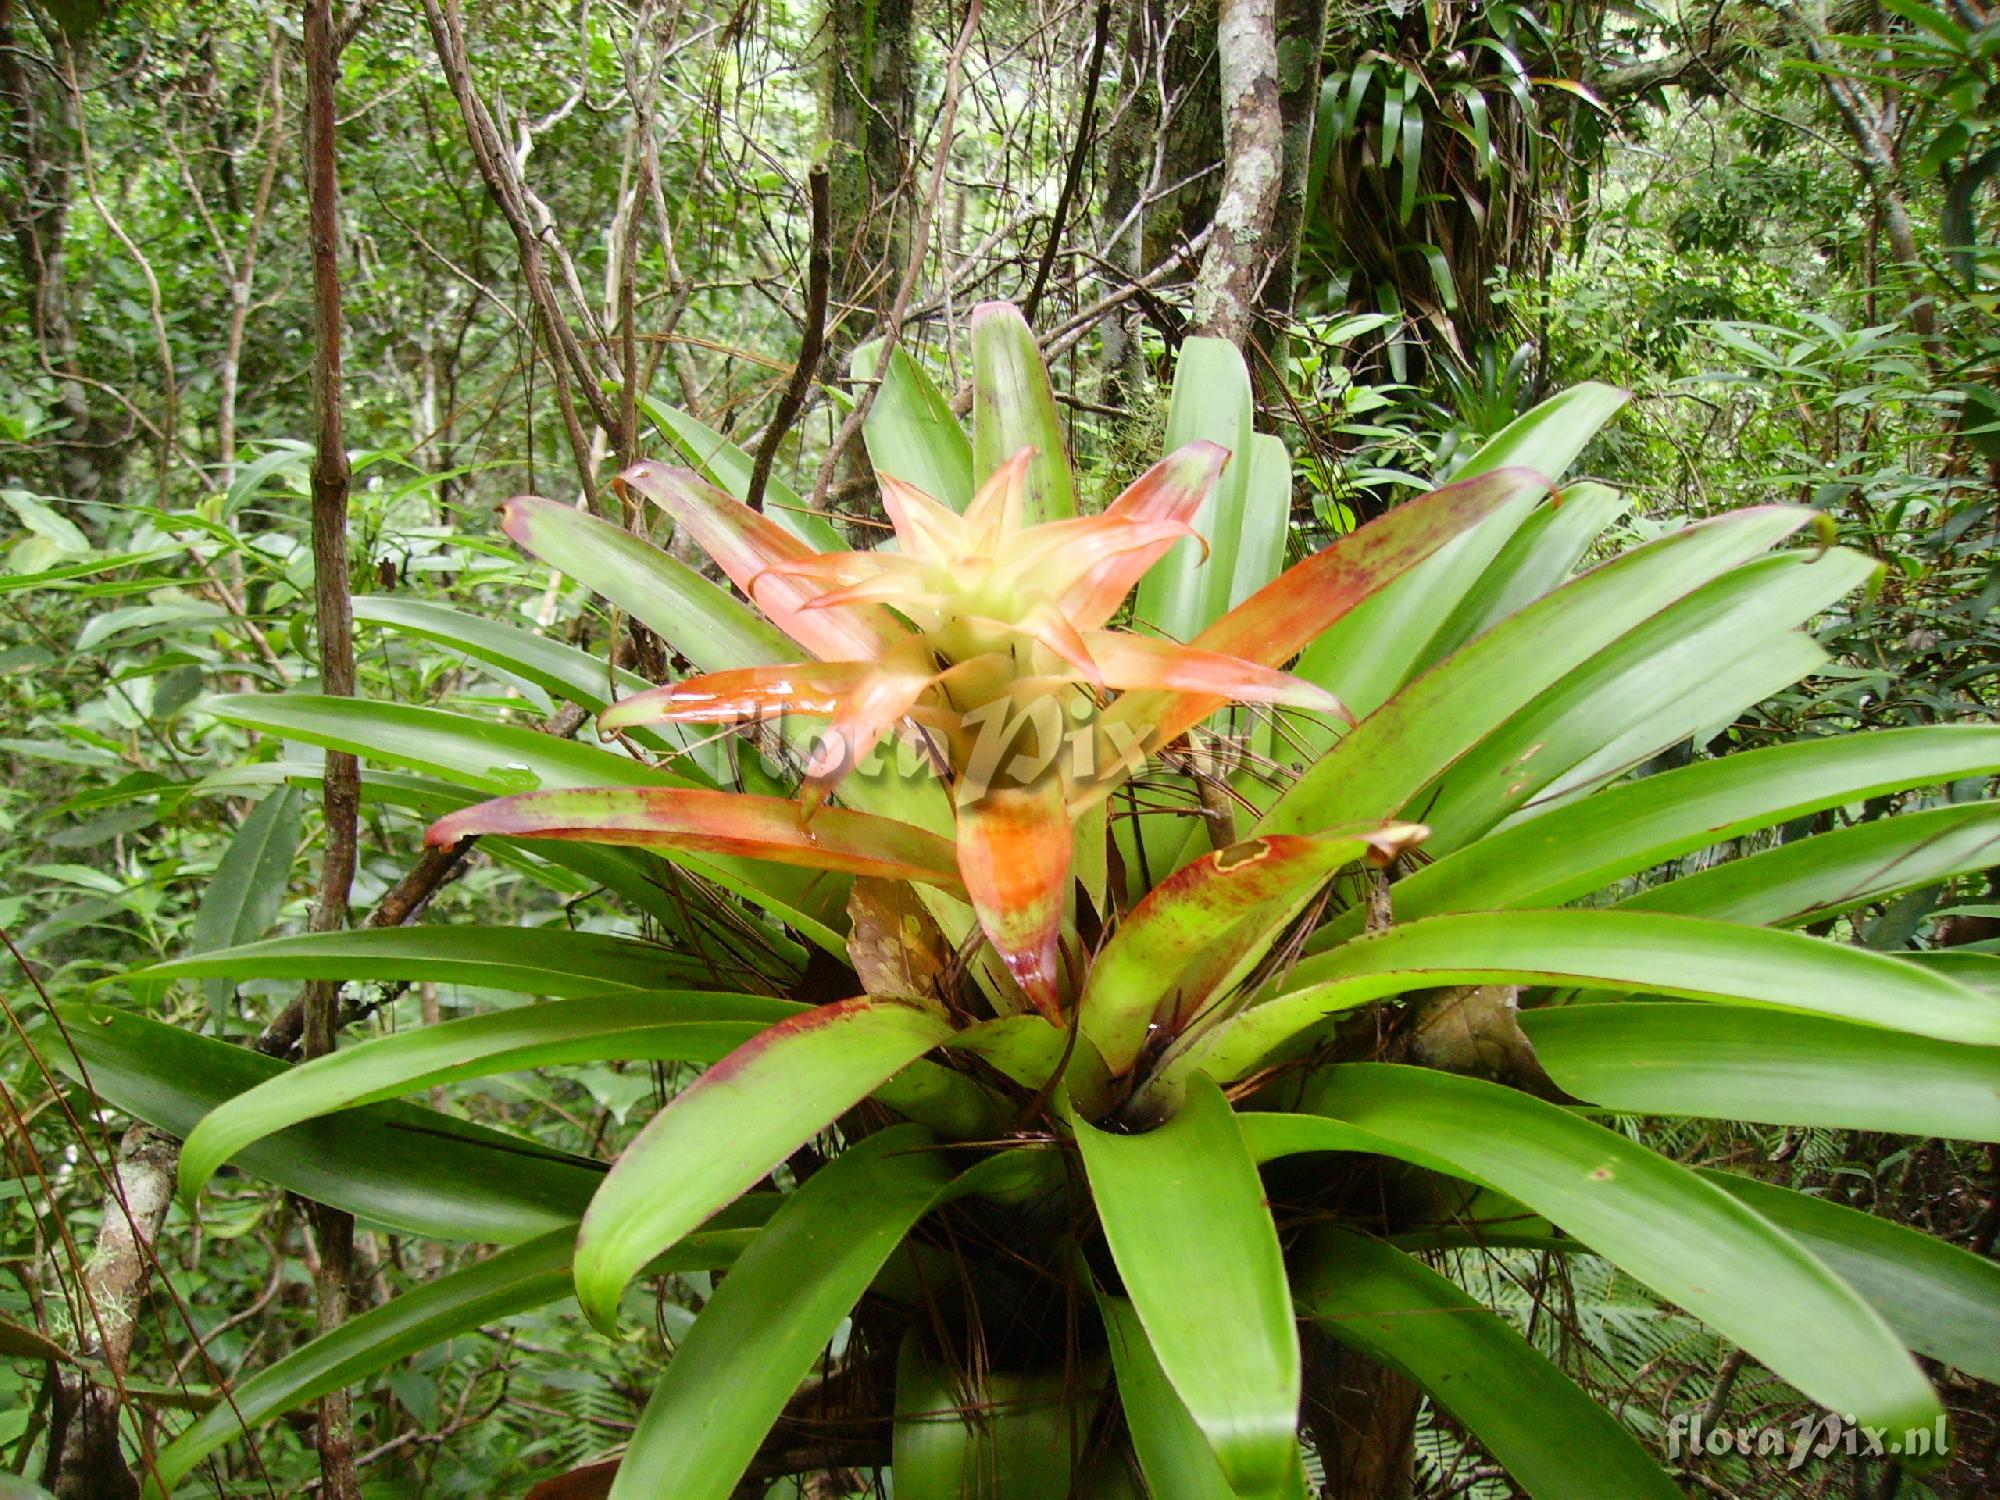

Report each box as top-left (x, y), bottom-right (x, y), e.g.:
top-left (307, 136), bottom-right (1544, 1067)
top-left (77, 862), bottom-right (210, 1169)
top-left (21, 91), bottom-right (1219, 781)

top-left (495, 443), bottom-right (1347, 1023)
top-left (605, 446), bottom-right (1339, 811)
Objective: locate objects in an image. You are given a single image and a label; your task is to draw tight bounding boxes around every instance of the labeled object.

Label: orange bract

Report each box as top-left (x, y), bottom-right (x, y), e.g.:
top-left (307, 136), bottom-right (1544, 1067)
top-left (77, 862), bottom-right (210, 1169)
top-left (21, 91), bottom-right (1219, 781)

top-left (612, 445), bottom-right (1342, 1019)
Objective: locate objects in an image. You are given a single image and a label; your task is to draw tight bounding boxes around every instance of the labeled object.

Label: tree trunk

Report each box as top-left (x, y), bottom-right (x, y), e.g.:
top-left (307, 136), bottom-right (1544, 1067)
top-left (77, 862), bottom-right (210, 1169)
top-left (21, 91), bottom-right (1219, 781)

top-left (1254, 0), bottom-right (1328, 378)
top-left (1302, 1328), bottom-right (1421, 1500)
top-left (46, 1127), bottom-right (179, 1500)
top-left (1154, 0), bottom-right (1222, 267)
top-left (1792, 6), bottom-right (1937, 340)
top-left (1098, 0), bottom-right (1152, 404)
top-left (0, 0), bottom-right (107, 505)
top-left (303, 3), bottom-right (362, 1494)
top-left (820, 0), bottom-right (915, 352)
top-left (1192, 0), bottom-right (1282, 346)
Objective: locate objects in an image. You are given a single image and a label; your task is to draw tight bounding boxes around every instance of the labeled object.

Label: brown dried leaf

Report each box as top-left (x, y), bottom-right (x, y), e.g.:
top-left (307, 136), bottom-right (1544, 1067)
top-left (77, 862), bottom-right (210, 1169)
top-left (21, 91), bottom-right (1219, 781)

top-left (846, 878), bottom-right (952, 1001)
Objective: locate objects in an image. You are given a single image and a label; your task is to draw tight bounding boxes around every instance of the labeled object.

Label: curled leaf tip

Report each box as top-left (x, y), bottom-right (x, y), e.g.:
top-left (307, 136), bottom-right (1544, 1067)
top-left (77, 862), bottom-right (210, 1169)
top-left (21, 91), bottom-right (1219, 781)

top-left (423, 810), bottom-right (469, 848)
top-left (1362, 821), bottom-right (1430, 866)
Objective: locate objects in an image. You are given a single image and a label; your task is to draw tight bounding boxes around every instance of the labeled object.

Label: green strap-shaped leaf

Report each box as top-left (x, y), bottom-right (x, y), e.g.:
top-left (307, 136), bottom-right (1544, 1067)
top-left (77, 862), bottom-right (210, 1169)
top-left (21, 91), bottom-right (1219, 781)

top-left (177, 993), bottom-right (804, 1204)
top-left (1249, 1065), bottom-right (1944, 1439)
top-left (1135, 336), bottom-right (1255, 643)
top-left (1369, 725), bottom-right (2000, 931)
top-left (1702, 1171), bottom-right (2000, 1383)
top-left (1521, 1003), bottom-right (2000, 1142)
top-left (352, 594), bottom-right (708, 764)
top-left (1291, 475), bottom-right (1547, 729)
top-left (1261, 506), bottom-right (1813, 837)
top-left (1452, 381), bottom-right (1631, 482)
top-left (574, 996), bottom-right (955, 1330)
top-left (1072, 1075), bottom-right (1299, 1494)
top-left (1417, 549), bottom-right (1874, 849)
top-left (207, 693), bottom-right (863, 950)
top-left (970, 301), bottom-right (1074, 525)
top-left (1172, 909), bottom-right (2000, 1093)
top-left (1618, 800), bottom-right (2000, 926)
top-left (631, 390), bottom-right (846, 550)
top-left (856, 342), bottom-right (975, 510)
top-left (1908, 949), bottom-right (2000, 995)
top-left (186, 786), bottom-right (302, 1033)
top-left (608, 1126), bottom-right (953, 1499)
top-left (1421, 479), bottom-right (1627, 662)
top-left (426, 785), bottom-right (964, 891)
top-left (1079, 469), bottom-right (1545, 809)
top-left (149, 1208), bottom-right (767, 1494)
top-left (1099, 1294), bottom-right (1254, 1500)
top-left (1518, 632), bottom-right (1828, 819)
top-left (1229, 433), bottom-right (1293, 613)
top-left (41, 1006), bottom-right (600, 1243)
top-left (205, 693), bottom-right (685, 794)
top-left (1293, 1228), bottom-right (1680, 1500)
top-left (136, 925), bottom-right (708, 998)
top-left (1081, 827), bottom-right (1414, 1075)
top-left (186, 763), bottom-right (780, 953)
top-left (1286, 384), bottom-right (1626, 728)
top-left (500, 492), bottom-right (794, 672)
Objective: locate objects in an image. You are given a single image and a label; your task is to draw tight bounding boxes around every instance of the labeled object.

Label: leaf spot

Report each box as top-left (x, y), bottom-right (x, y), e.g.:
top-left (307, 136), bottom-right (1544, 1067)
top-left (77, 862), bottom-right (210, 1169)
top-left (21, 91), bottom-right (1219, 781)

top-left (1215, 838), bottom-right (1274, 872)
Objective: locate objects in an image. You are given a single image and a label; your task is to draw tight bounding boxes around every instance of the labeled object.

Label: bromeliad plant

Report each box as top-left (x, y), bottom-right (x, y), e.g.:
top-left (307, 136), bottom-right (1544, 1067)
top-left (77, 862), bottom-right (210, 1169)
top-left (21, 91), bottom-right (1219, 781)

top-left (65, 303), bottom-right (2000, 1497)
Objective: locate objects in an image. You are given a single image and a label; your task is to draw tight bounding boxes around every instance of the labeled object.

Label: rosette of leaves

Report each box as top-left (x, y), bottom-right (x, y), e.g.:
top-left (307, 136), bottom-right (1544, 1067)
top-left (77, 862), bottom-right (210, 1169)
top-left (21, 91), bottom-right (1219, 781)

top-left (73, 304), bottom-right (2000, 1498)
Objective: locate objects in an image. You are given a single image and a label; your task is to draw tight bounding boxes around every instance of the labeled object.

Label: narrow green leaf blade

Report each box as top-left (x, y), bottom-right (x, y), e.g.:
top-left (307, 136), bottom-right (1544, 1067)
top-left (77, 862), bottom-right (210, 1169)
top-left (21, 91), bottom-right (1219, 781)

top-left (574, 997), bottom-right (954, 1330)
top-left (1134, 337), bottom-right (1254, 642)
top-left (1521, 1003), bottom-right (2000, 1141)
top-left (204, 693), bottom-right (685, 794)
top-left (179, 993), bottom-right (803, 1204)
top-left (186, 786), bottom-right (301, 1033)
top-left (1454, 382), bottom-right (1630, 480)
top-left (500, 494), bottom-right (793, 673)
top-left (427, 785), bottom-right (965, 891)
top-left (1702, 1171), bottom-right (2000, 1382)
top-left (970, 302), bottom-right (1074, 524)
top-left (40, 1006), bottom-right (601, 1242)
top-left (138, 925), bottom-right (702, 997)
top-left (856, 343), bottom-right (975, 509)
top-left (1618, 801), bottom-right (2000, 926)
top-left (1081, 826), bottom-right (1419, 1075)
top-left (1262, 507), bottom-right (1814, 836)
top-left (1415, 549), bottom-right (1875, 849)
top-left (1294, 1228), bottom-right (1679, 1500)
top-left (1073, 1075), bottom-right (1299, 1492)
top-left (1422, 479), bottom-right (1627, 660)
top-left (1277, 1065), bottom-right (1944, 1438)
top-left (351, 595), bottom-right (703, 762)
top-left (1097, 1294), bottom-right (1239, 1500)
top-left (609, 1126), bottom-right (952, 1500)
top-left (632, 391), bottom-right (845, 550)
top-left (1185, 909), bottom-right (2000, 1089)
top-left (1384, 725), bottom-right (2000, 924)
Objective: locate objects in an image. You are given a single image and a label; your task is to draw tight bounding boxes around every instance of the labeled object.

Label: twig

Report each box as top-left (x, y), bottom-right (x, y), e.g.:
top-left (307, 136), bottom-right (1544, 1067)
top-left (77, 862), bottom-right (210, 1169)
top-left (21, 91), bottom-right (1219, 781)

top-left (302, 4), bottom-right (361, 1493)
top-left (747, 165), bottom-right (830, 512)
top-left (1022, 0), bottom-right (1112, 324)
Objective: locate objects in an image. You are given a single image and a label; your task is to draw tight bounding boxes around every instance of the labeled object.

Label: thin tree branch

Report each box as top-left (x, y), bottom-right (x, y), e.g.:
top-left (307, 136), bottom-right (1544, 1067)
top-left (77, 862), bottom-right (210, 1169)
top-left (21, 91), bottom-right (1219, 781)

top-left (1023, 0), bottom-right (1112, 324)
top-left (748, 164), bottom-right (830, 512)
top-left (302, 3), bottom-right (361, 1493)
